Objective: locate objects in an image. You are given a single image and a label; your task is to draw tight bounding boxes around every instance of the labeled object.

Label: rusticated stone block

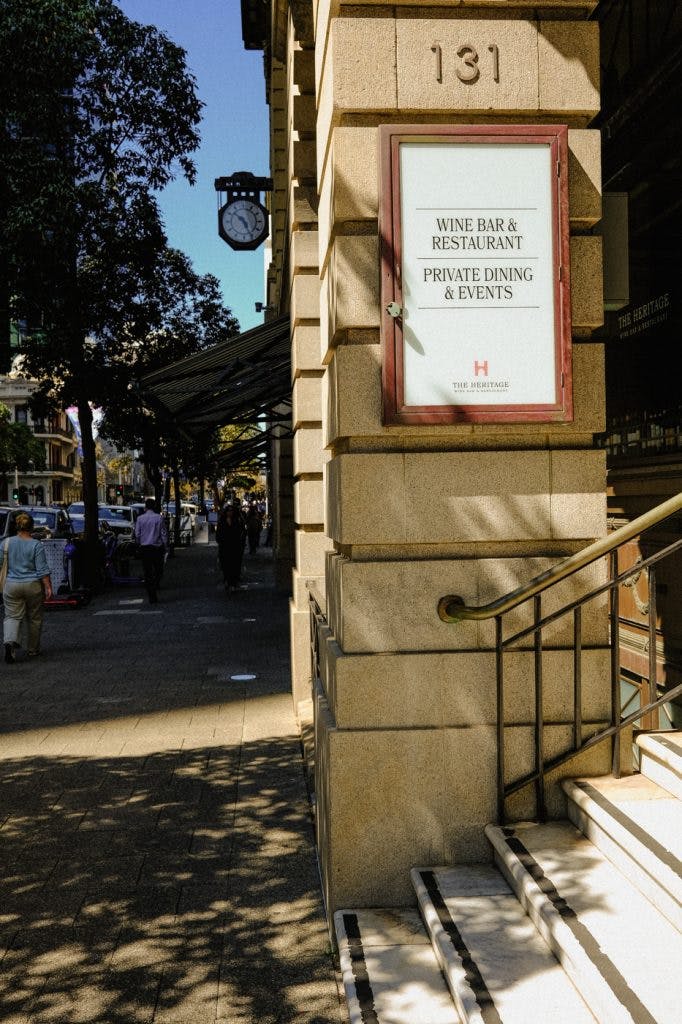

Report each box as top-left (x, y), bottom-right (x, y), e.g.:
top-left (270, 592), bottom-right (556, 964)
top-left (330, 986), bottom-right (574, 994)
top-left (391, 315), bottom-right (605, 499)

top-left (538, 21), bottom-right (599, 120)
top-left (292, 374), bottom-right (323, 427)
top-left (396, 20), bottom-right (539, 113)
top-left (571, 235), bottom-right (604, 335)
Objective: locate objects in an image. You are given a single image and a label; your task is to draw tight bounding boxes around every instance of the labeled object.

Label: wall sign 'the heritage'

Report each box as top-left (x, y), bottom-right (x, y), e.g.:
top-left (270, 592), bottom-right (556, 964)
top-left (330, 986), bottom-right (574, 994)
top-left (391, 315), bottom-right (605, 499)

top-left (380, 125), bottom-right (573, 424)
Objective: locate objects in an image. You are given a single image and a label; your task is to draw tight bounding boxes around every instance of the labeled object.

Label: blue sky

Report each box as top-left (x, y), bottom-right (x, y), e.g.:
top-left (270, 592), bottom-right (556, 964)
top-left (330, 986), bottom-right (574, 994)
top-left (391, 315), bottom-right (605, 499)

top-left (118, 0), bottom-right (270, 333)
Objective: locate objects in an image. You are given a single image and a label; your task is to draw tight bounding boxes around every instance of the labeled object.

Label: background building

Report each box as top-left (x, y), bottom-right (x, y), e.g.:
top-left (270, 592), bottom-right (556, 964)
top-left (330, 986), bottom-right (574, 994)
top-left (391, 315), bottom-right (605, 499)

top-left (595, 0), bottom-right (682, 729)
top-left (0, 370), bottom-right (80, 505)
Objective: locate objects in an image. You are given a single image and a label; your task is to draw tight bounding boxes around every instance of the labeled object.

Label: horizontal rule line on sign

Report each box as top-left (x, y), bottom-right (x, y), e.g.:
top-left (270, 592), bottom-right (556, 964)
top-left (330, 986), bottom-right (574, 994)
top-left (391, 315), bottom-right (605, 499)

top-left (417, 305), bottom-right (541, 310)
top-left (417, 256), bottom-right (539, 260)
top-left (415, 207), bottom-right (538, 211)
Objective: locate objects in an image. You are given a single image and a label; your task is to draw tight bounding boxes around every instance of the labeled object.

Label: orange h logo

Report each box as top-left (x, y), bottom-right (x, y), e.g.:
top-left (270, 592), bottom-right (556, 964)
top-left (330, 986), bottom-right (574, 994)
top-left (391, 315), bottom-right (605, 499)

top-left (474, 360), bottom-right (489, 377)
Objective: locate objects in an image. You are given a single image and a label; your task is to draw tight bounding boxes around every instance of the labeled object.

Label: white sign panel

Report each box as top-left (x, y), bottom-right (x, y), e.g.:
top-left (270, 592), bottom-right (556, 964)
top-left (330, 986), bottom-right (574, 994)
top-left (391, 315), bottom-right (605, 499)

top-left (380, 126), bottom-right (572, 424)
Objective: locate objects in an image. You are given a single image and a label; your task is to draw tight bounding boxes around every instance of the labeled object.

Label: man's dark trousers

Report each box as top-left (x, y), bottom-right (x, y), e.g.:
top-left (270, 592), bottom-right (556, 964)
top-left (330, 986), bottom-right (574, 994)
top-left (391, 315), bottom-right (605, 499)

top-left (139, 544), bottom-right (164, 602)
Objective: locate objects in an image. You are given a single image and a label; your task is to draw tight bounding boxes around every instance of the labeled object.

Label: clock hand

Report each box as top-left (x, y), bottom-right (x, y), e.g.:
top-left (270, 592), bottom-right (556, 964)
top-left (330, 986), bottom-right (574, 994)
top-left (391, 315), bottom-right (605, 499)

top-left (236, 214), bottom-right (250, 230)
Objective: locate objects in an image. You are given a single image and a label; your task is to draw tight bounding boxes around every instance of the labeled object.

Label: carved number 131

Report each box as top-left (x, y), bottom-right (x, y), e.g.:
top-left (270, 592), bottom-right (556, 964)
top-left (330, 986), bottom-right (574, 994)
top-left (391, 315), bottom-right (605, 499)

top-left (431, 43), bottom-right (500, 84)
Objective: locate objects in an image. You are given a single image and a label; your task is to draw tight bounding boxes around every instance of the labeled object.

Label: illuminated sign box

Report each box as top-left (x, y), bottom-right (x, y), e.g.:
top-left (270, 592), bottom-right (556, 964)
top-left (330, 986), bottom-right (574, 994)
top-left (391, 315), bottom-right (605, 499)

top-left (380, 125), bottom-right (573, 424)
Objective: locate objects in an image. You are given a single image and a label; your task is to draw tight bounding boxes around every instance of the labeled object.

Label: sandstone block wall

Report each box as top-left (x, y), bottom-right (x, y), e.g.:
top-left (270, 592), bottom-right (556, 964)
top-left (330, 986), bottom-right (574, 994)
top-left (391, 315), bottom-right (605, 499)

top-left (287, 0), bottom-right (607, 916)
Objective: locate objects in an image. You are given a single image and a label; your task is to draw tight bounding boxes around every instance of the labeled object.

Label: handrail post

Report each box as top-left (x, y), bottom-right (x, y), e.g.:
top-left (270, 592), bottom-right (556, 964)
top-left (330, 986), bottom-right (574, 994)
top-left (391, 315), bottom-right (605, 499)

top-left (648, 565), bottom-right (658, 729)
top-left (573, 606), bottom-right (582, 751)
top-left (610, 550), bottom-right (621, 777)
top-left (309, 590), bottom-right (321, 687)
top-left (534, 595), bottom-right (545, 821)
top-left (438, 494), bottom-right (682, 818)
top-left (496, 616), bottom-right (505, 823)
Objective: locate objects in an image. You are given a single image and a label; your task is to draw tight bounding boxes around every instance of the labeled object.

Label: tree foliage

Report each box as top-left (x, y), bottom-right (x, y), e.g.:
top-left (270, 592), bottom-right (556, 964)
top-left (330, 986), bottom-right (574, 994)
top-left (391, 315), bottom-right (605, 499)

top-left (99, 246), bottom-right (240, 494)
top-left (3, 0), bottom-right (203, 398)
top-left (0, 403), bottom-right (46, 479)
top-left (207, 424), bottom-right (265, 510)
top-left (1, 0), bottom-right (204, 557)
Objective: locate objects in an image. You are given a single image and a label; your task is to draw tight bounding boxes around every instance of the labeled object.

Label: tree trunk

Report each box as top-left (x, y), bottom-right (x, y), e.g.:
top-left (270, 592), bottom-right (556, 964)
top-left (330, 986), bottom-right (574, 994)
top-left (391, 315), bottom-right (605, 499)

top-left (198, 464), bottom-right (205, 513)
top-left (144, 458), bottom-right (162, 505)
top-left (172, 459), bottom-right (181, 547)
top-left (77, 396), bottom-right (101, 589)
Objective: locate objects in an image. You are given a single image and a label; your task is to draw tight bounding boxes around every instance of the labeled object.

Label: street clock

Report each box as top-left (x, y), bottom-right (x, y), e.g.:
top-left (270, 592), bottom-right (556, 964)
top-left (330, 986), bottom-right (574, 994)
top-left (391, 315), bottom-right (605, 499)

top-left (215, 172), bottom-right (272, 251)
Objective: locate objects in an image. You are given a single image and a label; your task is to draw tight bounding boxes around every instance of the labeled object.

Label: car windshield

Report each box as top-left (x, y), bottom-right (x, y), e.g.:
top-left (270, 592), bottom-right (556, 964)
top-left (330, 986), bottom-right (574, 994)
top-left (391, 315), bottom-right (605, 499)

top-left (30, 511), bottom-right (57, 529)
top-left (100, 507), bottom-right (132, 522)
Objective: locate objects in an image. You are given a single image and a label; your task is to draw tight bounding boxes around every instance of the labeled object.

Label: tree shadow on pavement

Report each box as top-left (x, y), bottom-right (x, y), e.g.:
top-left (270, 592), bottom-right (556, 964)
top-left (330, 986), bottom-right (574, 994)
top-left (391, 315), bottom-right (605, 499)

top-left (0, 736), bottom-right (343, 1024)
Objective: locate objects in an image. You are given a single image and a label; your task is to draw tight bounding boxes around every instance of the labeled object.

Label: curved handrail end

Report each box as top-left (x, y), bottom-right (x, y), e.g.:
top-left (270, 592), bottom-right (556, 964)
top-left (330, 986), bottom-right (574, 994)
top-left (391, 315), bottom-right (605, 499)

top-left (438, 594), bottom-right (466, 622)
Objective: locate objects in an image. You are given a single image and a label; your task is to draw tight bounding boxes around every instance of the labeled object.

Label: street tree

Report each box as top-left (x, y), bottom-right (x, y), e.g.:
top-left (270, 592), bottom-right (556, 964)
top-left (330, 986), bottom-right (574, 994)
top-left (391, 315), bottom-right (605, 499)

top-left (1, 0), bottom-right (202, 567)
top-left (99, 246), bottom-right (240, 509)
top-left (0, 403), bottom-right (47, 493)
top-left (208, 424), bottom-right (265, 510)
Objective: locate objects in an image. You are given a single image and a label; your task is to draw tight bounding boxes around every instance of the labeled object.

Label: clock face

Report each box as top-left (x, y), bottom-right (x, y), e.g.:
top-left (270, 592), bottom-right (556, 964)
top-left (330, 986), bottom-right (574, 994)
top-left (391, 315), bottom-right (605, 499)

top-left (220, 198), bottom-right (268, 248)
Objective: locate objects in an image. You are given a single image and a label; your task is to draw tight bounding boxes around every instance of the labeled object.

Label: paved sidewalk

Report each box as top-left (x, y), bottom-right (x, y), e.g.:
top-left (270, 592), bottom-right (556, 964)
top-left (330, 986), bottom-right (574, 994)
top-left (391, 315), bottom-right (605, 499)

top-left (0, 542), bottom-right (345, 1024)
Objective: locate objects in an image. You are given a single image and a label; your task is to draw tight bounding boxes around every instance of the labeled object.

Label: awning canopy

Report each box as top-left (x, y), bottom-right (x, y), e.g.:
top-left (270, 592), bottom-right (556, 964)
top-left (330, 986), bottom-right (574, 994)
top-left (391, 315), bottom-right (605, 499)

top-left (139, 315), bottom-right (291, 437)
top-left (214, 425), bottom-right (292, 472)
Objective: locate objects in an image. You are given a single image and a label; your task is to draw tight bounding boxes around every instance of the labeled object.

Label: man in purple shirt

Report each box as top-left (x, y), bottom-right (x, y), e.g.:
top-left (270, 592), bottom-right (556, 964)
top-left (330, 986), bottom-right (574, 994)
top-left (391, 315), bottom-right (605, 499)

top-left (133, 499), bottom-right (168, 603)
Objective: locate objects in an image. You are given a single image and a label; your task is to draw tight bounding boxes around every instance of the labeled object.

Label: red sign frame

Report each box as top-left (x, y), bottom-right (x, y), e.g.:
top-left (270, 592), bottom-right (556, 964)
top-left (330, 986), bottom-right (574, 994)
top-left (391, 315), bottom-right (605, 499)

top-left (379, 124), bottom-right (573, 425)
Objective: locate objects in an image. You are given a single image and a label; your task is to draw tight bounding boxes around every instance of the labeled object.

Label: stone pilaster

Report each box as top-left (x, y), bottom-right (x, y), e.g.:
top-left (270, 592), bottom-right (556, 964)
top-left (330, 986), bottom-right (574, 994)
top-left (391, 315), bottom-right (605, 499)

top-left (312, 0), bottom-right (608, 915)
top-left (286, 15), bottom-right (333, 714)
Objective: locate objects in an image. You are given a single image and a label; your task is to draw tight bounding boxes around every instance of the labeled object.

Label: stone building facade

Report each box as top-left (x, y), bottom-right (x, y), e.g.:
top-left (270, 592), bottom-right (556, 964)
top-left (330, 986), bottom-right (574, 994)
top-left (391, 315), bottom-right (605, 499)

top-left (0, 373), bottom-right (80, 506)
top-left (242, 0), bottom-right (608, 917)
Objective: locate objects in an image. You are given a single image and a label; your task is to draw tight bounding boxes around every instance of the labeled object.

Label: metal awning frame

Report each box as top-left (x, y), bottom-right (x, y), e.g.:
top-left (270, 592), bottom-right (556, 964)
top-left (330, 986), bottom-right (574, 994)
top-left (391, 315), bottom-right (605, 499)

top-left (139, 314), bottom-right (291, 438)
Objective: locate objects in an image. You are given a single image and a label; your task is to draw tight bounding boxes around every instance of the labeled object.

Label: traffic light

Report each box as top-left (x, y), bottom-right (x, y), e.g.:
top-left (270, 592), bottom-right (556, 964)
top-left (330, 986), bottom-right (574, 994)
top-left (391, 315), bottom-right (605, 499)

top-left (115, 484), bottom-right (124, 497)
top-left (12, 488), bottom-right (19, 502)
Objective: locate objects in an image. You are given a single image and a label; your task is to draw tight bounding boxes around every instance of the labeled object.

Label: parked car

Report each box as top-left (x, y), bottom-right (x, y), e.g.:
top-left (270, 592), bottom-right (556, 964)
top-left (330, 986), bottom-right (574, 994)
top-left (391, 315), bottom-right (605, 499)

top-left (66, 502), bottom-right (139, 539)
top-left (98, 505), bottom-right (137, 539)
top-left (68, 514), bottom-right (85, 537)
top-left (0, 505), bottom-right (74, 541)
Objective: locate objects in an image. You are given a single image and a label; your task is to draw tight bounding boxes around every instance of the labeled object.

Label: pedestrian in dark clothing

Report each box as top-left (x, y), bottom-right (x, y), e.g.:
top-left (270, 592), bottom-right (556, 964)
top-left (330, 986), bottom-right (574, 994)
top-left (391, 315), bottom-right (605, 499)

top-left (245, 503), bottom-right (263, 555)
top-left (216, 503), bottom-right (245, 590)
top-left (133, 499), bottom-right (168, 603)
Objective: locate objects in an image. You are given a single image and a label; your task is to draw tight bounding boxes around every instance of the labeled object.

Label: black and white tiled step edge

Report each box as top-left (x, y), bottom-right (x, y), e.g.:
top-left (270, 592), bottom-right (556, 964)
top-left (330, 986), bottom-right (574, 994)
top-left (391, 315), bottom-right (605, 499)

top-left (487, 820), bottom-right (682, 1024)
top-left (411, 865), bottom-right (597, 1024)
top-left (334, 908), bottom-right (461, 1024)
top-left (563, 775), bottom-right (682, 931)
top-left (637, 731), bottom-right (682, 801)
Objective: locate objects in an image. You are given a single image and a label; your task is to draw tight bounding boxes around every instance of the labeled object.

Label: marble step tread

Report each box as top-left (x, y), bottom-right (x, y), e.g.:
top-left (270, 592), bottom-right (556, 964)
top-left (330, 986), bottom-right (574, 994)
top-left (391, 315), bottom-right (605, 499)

top-left (334, 908), bottom-right (461, 1024)
top-left (637, 732), bottom-right (682, 800)
top-left (564, 775), bottom-right (682, 931)
top-left (411, 864), bottom-right (597, 1024)
top-left (487, 819), bottom-right (682, 1024)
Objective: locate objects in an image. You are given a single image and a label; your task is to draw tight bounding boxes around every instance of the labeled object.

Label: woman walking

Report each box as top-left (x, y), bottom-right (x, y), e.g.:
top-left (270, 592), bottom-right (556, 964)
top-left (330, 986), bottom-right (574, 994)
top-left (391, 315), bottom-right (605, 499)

top-left (216, 502), bottom-right (246, 591)
top-left (1, 512), bottom-right (53, 664)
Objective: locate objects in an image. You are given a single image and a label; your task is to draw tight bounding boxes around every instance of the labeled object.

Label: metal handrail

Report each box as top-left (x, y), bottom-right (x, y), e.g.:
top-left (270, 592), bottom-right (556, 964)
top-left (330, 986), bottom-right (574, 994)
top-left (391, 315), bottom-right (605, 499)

top-left (436, 491), bottom-right (682, 821)
top-left (437, 491), bottom-right (682, 623)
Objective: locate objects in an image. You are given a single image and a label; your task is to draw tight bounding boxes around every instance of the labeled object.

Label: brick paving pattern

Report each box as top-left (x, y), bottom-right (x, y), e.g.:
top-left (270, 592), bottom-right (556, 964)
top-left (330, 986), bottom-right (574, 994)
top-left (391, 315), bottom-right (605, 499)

top-left (0, 541), bottom-right (345, 1024)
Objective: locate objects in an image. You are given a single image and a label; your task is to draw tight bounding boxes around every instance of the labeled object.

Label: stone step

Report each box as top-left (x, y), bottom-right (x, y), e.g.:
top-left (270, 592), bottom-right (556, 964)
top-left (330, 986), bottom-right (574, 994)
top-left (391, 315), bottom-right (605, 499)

top-left (334, 908), bottom-right (461, 1024)
top-left (411, 865), bottom-right (597, 1024)
top-left (487, 820), bottom-right (682, 1024)
top-left (564, 775), bottom-right (682, 931)
top-left (637, 731), bottom-right (682, 800)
